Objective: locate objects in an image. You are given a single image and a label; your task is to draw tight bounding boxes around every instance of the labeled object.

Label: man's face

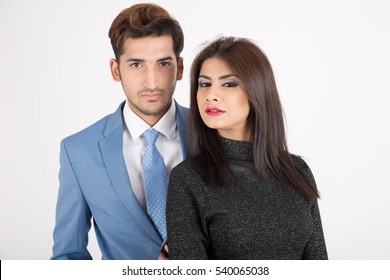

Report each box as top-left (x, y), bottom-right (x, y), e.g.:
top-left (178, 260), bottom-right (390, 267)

top-left (110, 35), bottom-right (183, 126)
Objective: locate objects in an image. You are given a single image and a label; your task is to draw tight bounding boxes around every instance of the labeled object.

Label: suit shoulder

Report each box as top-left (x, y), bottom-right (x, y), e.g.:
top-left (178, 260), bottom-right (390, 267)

top-left (62, 102), bottom-right (124, 147)
top-left (62, 115), bottom-right (109, 145)
top-left (174, 100), bottom-right (189, 112)
top-left (174, 101), bottom-right (189, 117)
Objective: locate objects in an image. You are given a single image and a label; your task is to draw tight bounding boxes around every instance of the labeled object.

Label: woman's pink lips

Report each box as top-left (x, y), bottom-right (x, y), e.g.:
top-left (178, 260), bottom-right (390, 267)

top-left (205, 107), bottom-right (226, 116)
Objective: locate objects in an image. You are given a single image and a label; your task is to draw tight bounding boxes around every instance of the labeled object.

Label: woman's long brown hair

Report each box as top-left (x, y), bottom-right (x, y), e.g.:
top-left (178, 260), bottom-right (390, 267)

top-left (188, 37), bottom-right (319, 200)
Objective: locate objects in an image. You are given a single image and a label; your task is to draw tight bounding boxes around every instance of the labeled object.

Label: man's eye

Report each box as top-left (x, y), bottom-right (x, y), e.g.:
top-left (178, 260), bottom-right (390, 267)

top-left (160, 62), bottom-right (170, 67)
top-left (131, 63), bottom-right (141, 68)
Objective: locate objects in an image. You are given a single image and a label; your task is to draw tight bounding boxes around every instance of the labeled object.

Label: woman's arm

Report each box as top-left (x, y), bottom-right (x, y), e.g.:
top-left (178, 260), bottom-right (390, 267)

top-left (302, 202), bottom-right (328, 259)
top-left (166, 163), bottom-right (209, 260)
top-left (300, 158), bottom-right (328, 259)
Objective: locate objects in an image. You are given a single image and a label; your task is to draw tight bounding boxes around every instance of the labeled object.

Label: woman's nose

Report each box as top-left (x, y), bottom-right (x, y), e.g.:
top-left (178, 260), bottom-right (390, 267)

top-left (205, 90), bottom-right (220, 102)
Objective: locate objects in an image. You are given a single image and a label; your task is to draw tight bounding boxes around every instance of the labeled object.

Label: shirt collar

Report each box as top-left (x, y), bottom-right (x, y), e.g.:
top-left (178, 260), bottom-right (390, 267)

top-left (123, 100), bottom-right (177, 140)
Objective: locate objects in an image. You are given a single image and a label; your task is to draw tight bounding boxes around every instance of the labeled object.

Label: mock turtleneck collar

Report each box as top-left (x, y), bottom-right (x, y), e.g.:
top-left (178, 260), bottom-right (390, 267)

top-left (220, 137), bottom-right (254, 163)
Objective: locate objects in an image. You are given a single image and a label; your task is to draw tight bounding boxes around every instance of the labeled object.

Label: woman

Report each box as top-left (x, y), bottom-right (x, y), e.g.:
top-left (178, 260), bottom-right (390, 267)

top-left (166, 37), bottom-right (328, 259)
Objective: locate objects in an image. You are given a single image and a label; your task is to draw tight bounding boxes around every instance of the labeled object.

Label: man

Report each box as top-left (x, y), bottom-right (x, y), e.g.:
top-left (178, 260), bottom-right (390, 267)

top-left (51, 3), bottom-right (187, 260)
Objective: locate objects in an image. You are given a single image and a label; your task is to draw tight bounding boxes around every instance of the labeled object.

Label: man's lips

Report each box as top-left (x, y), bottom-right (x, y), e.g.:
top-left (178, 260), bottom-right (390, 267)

top-left (205, 107), bottom-right (226, 116)
top-left (142, 92), bottom-right (162, 100)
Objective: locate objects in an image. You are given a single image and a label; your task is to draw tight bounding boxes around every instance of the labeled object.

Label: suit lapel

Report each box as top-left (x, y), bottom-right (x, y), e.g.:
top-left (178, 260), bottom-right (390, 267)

top-left (99, 102), bottom-right (161, 243)
top-left (175, 101), bottom-right (189, 159)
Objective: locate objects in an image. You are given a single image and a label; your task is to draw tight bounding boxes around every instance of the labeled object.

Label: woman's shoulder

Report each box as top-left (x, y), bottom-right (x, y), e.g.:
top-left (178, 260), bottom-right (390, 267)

top-left (172, 156), bottom-right (198, 171)
top-left (290, 154), bottom-right (316, 186)
top-left (290, 154), bottom-right (310, 170)
top-left (171, 156), bottom-right (205, 180)
top-left (169, 156), bottom-right (210, 195)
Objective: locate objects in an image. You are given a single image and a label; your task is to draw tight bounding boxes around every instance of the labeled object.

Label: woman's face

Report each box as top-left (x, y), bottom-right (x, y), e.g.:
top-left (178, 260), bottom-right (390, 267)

top-left (197, 57), bottom-right (251, 141)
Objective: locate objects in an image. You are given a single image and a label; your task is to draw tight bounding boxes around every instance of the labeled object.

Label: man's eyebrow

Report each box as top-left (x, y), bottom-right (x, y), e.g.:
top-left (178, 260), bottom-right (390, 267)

top-left (125, 56), bottom-right (174, 63)
top-left (126, 58), bottom-right (144, 63)
top-left (157, 56), bottom-right (174, 62)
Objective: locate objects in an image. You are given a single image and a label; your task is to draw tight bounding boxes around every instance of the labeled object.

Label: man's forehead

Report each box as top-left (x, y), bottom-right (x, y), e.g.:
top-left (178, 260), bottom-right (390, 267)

top-left (121, 35), bottom-right (175, 61)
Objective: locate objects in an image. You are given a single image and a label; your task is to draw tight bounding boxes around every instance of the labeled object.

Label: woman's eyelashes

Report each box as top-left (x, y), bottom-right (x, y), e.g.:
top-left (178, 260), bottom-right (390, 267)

top-left (199, 81), bottom-right (211, 87)
top-left (198, 80), bottom-right (239, 88)
top-left (222, 81), bottom-right (238, 87)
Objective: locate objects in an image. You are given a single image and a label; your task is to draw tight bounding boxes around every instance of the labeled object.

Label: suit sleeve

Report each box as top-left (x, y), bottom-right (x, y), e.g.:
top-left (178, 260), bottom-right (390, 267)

top-left (166, 164), bottom-right (209, 260)
top-left (51, 140), bottom-right (93, 260)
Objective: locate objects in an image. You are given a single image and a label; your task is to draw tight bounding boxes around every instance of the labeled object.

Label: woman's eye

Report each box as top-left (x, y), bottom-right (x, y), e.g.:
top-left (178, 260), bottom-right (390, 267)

top-left (222, 82), bottom-right (238, 87)
top-left (199, 82), bottom-right (211, 87)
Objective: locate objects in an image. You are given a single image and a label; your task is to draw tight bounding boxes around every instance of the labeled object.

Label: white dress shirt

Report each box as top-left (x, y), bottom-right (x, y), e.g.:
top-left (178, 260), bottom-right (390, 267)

top-left (122, 100), bottom-right (183, 209)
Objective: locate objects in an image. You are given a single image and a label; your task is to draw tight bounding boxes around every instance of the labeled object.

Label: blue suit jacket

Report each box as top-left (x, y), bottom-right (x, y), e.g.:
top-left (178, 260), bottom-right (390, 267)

top-left (51, 101), bottom-right (189, 259)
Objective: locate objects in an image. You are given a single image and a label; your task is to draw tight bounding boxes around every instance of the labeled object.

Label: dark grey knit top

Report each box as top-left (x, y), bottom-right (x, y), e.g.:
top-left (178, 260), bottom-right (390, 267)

top-left (166, 138), bottom-right (328, 260)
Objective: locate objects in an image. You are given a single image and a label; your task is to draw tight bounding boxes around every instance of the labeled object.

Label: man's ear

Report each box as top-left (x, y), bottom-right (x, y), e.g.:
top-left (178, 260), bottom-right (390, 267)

top-left (177, 57), bottom-right (184, 81)
top-left (109, 59), bottom-right (121, 82)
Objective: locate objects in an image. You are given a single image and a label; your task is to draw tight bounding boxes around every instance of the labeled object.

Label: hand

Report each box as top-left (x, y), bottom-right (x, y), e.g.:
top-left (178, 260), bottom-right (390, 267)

top-left (158, 244), bottom-right (169, 260)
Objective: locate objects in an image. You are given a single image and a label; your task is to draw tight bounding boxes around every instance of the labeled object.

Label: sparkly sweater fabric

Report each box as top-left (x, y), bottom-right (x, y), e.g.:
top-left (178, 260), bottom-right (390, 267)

top-left (166, 138), bottom-right (328, 260)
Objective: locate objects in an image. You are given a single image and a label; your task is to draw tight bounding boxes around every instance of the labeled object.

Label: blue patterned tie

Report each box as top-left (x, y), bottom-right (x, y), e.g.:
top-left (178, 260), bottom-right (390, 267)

top-left (142, 129), bottom-right (168, 240)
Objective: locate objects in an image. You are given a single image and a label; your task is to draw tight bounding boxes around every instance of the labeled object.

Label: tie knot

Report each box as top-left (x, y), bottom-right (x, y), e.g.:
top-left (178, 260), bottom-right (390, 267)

top-left (143, 129), bottom-right (160, 146)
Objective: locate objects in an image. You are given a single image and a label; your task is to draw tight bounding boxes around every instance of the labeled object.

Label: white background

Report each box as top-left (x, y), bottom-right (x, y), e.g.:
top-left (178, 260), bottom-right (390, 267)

top-left (1, 0), bottom-right (389, 260)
